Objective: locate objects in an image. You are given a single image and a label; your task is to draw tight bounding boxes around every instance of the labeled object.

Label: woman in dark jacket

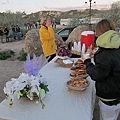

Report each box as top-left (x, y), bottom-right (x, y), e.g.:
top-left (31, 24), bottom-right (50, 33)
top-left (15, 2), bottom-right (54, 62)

top-left (4, 27), bottom-right (9, 42)
top-left (82, 19), bottom-right (120, 120)
top-left (0, 27), bottom-right (4, 43)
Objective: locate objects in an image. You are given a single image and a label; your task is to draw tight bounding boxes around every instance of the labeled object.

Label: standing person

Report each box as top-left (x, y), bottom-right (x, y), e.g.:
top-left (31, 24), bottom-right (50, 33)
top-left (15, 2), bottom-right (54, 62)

top-left (8, 26), bottom-right (14, 41)
top-left (39, 16), bottom-right (57, 62)
top-left (12, 25), bottom-right (17, 40)
top-left (82, 19), bottom-right (120, 120)
top-left (16, 25), bottom-right (21, 40)
top-left (0, 27), bottom-right (4, 43)
top-left (35, 22), bottom-right (38, 29)
top-left (54, 21), bottom-right (56, 28)
top-left (4, 26), bottom-right (9, 42)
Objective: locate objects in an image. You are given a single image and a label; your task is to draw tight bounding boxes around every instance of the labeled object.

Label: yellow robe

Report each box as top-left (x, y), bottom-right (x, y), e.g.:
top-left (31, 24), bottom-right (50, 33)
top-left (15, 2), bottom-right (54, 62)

top-left (39, 25), bottom-right (57, 57)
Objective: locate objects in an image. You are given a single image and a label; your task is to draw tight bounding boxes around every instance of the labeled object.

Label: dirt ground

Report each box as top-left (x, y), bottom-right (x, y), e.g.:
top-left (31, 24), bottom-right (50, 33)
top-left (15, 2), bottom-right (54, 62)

top-left (0, 39), bottom-right (100, 120)
top-left (0, 40), bottom-right (25, 103)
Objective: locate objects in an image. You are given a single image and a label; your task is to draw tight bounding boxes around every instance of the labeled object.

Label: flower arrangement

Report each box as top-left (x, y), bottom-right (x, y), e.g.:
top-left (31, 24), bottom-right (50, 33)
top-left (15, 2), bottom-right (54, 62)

top-left (4, 54), bottom-right (49, 109)
top-left (56, 45), bottom-right (72, 57)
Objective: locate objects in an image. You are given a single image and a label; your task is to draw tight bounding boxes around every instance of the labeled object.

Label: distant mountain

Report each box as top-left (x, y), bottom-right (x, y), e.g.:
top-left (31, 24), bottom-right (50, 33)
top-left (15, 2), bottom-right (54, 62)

top-left (23, 9), bottom-right (109, 23)
top-left (0, 9), bottom-right (108, 23)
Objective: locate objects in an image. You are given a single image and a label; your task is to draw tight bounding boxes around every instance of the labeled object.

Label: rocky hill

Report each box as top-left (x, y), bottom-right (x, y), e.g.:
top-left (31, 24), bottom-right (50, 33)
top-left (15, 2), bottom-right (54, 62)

top-left (23, 9), bottom-right (109, 23)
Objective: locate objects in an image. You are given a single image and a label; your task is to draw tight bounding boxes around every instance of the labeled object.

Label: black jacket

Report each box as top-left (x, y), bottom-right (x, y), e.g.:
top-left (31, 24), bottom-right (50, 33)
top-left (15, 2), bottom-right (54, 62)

top-left (84, 47), bottom-right (120, 99)
top-left (16, 27), bottom-right (20, 32)
top-left (0, 30), bottom-right (3, 36)
top-left (4, 28), bottom-right (9, 35)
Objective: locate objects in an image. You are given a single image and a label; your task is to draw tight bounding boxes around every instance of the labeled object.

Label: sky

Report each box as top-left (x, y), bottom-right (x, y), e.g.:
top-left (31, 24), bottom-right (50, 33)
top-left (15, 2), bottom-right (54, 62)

top-left (0, 0), bottom-right (119, 14)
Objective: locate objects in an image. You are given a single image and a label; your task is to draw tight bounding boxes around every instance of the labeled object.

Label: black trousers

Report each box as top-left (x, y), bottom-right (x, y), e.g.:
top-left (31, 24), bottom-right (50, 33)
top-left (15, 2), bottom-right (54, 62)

top-left (6, 35), bottom-right (9, 42)
top-left (46, 54), bottom-right (56, 62)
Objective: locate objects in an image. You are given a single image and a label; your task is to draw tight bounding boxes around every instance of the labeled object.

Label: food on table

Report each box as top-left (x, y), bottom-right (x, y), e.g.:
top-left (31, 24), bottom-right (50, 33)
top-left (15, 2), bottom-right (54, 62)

top-left (68, 79), bottom-right (88, 87)
top-left (70, 59), bottom-right (86, 78)
top-left (74, 59), bottom-right (83, 65)
top-left (67, 58), bottom-right (89, 92)
top-left (70, 59), bottom-right (87, 78)
top-left (70, 69), bottom-right (86, 77)
top-left (66, 78), bottom-right (89, 92)
top-left (71, 64), bottom-right (86, 70)
top-left (71, 50), bottom-right (81, 55)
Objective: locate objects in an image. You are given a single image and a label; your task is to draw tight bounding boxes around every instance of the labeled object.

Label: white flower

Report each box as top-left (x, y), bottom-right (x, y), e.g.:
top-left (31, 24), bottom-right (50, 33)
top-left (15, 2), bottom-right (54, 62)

top-left (4, 72), bottom-right (49, 108)
top-left (20, 73), bottom-right (26, 76)
top-left (30, 78), bottom-right (39, 87)
top-left (30, 86), bottom-right (39, 96)
top-left (17, 82), bottom-right (27, 90)
top-left (11, 78), bottom-right (17, 83)
top-left (18, 74), bottom-right (28, 83)
top-left (17, 91), bottom-right (20, 99)
top-left (3, 86), bottom-right (15, 100)
top-left (6, 81), bottom-right (14, 88)
top-left (3, 87), bottom-right (11, 95)
top-left (12, 81), bottom-right (20, 90)
top-left (40, 77), bottom-right (47, 85)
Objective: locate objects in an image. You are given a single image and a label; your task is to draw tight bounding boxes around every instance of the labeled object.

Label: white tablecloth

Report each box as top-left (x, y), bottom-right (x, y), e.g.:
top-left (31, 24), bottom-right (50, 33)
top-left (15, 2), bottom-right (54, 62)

top-left (0, 57), bottom-right (95, 120)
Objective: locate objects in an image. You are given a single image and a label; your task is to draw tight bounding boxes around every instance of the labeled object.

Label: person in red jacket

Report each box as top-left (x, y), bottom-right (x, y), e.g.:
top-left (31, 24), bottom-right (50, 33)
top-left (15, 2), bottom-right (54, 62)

top-left (82, 19), bottom-right (120, 120)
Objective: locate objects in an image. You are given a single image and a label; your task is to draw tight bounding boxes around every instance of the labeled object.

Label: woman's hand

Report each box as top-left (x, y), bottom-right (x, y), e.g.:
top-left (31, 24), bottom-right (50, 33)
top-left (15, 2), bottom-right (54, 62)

top-left (82, 54), bottom-right (90, 63)
top-left (55, 39), bottom-right (60, 44)
top-left (82, 56), bottom-right (87, 63)
top-left (46, 19), bottom-right (51, 27)
top-left (90, 47), bottom-right (98, 58)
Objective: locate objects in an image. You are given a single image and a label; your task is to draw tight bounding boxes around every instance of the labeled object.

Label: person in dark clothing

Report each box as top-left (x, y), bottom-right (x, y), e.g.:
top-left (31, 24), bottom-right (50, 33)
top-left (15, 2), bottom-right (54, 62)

top-left (16, 25), bottom-right (21, 40)
top-left (0, 28), bottom-right (4, 43)
top-left (35, 22), bottom-right (38, 28)
top-left (82, 19), bottom-right (120, 120)
top-left (4, 27), bottom-right (9, 42)
top-left (12, 25), bottom-right (17, 40)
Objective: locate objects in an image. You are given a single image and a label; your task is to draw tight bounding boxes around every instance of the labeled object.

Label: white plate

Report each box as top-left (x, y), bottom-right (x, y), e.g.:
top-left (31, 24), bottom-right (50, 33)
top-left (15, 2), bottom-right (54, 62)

top-left (57, 56), bottom-right (69, 60)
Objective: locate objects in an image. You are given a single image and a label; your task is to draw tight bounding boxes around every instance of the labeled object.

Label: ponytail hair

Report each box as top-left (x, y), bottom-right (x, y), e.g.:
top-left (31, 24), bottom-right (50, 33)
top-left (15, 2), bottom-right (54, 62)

top-left (95, 19), bottom-right (116, 37)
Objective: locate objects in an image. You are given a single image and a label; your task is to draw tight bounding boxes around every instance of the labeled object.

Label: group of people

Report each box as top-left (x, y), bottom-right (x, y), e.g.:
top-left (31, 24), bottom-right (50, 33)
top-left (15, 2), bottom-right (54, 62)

top-left (24, 22), bottom-right (40, 30)
top-left (0, 25), bottom-right (21, 43)
top-left (39, 16), bottom-right (120, 120)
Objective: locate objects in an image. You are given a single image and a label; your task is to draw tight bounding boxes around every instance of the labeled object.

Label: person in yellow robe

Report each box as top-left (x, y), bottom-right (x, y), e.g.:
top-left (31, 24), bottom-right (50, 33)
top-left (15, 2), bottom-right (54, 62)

top-left (39, 16), bottom-right (57, 62)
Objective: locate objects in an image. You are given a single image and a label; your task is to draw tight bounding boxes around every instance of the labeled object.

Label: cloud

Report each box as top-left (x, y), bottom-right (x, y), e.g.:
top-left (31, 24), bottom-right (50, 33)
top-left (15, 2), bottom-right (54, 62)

top-left (39, 4), bottom-right (110, 11)
top-left (0, 0), bottom-right (9, 5)
top-left (40, 6), bottom-right (83, 11)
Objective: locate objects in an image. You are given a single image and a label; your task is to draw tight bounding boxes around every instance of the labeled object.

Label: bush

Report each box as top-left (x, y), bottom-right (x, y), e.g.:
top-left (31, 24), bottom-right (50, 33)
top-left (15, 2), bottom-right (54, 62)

top-left (17, 48), bottom-right (27, 61)
top-left (0, 50), bottom-right (15, 60)
top-left (0, 52), bottom-right (6, 60)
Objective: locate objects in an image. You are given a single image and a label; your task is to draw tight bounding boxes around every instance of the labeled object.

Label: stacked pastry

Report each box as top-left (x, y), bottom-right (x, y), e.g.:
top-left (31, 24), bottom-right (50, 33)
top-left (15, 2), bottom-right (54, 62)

top-left (66, 59), bottom-right (89, 92)
top-left (70, 59), bottom-right (86, 78)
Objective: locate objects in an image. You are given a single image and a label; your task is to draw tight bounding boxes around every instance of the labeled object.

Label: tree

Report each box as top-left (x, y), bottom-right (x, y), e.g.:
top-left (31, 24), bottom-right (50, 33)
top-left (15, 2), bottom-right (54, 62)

top-left (0, 11), bottom-right (25, 27)
top-left (69, 12), bottom-right (84, 27)
top-left (102, 1), bottom-right (120, 27)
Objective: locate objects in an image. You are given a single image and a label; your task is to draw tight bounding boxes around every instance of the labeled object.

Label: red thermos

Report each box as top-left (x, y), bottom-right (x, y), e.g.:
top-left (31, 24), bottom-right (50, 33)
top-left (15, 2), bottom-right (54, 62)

top-left (81, 31), bottom-right (94, 51)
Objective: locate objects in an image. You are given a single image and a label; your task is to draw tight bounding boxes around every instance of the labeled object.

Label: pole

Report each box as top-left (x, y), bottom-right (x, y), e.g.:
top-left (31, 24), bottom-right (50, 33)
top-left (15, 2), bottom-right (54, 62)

top-left (85, 0), bottom-right (96, 29)
top-left (89, 0), bottom-right (92, 25)
top-left (89, 0), bottom-right (92, 29)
